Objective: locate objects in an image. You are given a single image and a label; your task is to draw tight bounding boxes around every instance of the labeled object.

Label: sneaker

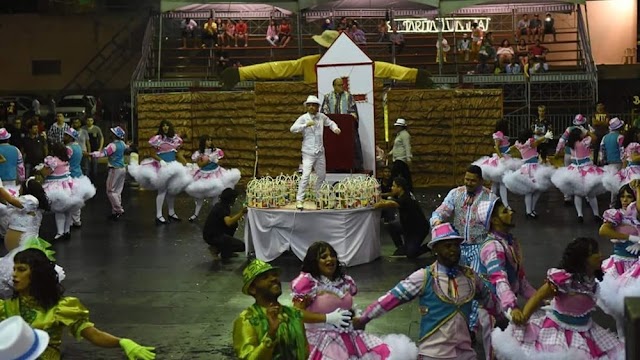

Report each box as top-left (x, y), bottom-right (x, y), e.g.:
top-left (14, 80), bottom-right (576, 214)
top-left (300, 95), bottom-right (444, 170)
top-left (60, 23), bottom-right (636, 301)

top-left (296, 201), bottom-right (304, 210)
top-left (71, 222), bottom-right (82, 228)
top-left (188, 214), bottom-right (198, 222)
top-left (577, 216), bottom-right (584, 223)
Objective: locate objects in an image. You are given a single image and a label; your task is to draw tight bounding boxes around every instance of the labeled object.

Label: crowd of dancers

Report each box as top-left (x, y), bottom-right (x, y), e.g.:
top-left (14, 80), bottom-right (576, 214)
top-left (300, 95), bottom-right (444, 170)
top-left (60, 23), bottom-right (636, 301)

top-left (2, 109), bottom-right (640, 359)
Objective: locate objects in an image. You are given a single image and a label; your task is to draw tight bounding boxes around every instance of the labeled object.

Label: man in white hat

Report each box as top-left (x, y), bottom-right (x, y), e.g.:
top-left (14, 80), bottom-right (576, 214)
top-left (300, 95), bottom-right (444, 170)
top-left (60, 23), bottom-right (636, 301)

top-left (0, 316), bottom-right (49, 360)
top-left (221, 30), bottom-right (432, 90)
top-left (321, 77), bottom-right (363, 171)
top-left (0, 127), bottom-right (25, 187)
top-left (290, 95), bottom-right (341, 209)
top-left (389, 118), bottom-right (413, 192)
top-left (354, 223), bottom-right (500, 360)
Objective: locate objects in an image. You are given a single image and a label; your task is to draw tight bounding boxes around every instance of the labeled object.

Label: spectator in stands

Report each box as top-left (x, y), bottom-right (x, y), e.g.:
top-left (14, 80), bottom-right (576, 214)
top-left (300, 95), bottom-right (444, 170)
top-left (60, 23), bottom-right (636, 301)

top-left (457, 33), bottom-right (471, 61)
top-left (216, 50), bottom-right (231, 75)
top-left (516, 38), bottom-right (529, 66)
top-left (484, 31), bottom-right (494, 46)
top-left (435, 38), bottom-right (450, 63)
top-left (278, 18), bottom-right (292, 47)
top-left (202, 17), bottom-right (217, 48)
top-left (478, 38), bottom-right (496, 64)
top-left (543, 13), bottom-right (556, 42)
top-left (528, 14), bottom-right (542, 42)
top-left (497, 39), bottom-right (515, 69)
top-left (377, 20), bottom-right (389, 42)
top-left (322, 18), bottom-right (334, 31)
top-left (235, 19), bottom-right (248, 47)
top-left (350, 24), bottom-right (366, 46)
top-left (23, 120), bottom-right (47, 178)
top-left (505, 57), bottom-right (522, 74)
top-left (528, 57), bottom-right (549, 74)
top-left (47, 113), bottom-right (69, 145)
top-left (180, 17), bottom-right (198, 49)
top-left (266, 19), bottom-right (279, 46)
top-left (215, 18), bottom-right (226, 47)
top-left (515, 14), bottom-right (529, 43)
top-left (389, 26), bottom-right (405, 54)
top-left (338, 17), bottom-right (348, 30)
top-left (225, 19), bottom-right (236, 48)
top-left (529, 40), bottom-right (548, 61)
top-left (471, 22), bottom-right (484, 61)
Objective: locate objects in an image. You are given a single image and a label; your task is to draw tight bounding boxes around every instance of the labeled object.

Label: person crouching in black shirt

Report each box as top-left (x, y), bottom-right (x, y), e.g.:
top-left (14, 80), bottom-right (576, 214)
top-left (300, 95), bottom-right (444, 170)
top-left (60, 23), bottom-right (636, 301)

top-left (374, 177), bottom-right (430, 258)
top-left (203, 188), bottom-right (247, 262)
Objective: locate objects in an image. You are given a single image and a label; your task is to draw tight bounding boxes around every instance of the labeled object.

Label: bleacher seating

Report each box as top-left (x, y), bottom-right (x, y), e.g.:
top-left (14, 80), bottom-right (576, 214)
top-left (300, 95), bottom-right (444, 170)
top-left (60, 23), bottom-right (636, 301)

top-left (155, 15), bottom-right (584, 80)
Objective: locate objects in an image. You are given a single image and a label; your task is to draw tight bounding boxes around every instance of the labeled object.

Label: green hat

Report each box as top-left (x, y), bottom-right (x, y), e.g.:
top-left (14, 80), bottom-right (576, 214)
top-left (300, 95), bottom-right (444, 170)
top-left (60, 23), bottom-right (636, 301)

top-left (242, 259), bottom-right (280, 295)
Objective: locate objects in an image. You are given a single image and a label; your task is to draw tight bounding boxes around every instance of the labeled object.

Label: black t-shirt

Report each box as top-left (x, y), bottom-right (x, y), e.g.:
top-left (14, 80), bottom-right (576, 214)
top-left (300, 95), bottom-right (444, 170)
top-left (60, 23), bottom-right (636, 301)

top-left (396, 193), bottom-right (429, 239)
top-left (203, 202), bottom-right (237, 239)
top-left (22, 134), bottom-right (46, 164)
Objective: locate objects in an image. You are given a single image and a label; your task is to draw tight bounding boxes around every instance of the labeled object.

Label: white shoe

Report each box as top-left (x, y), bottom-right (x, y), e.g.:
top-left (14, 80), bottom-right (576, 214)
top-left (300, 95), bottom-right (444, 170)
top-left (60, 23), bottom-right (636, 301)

top-left (296, 201), bottom-right (304, 210)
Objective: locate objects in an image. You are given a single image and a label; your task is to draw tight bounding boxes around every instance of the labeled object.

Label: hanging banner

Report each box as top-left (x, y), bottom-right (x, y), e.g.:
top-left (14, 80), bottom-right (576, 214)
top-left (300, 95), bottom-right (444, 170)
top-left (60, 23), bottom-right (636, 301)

top-left (388, 17), bottom-right (491, 34)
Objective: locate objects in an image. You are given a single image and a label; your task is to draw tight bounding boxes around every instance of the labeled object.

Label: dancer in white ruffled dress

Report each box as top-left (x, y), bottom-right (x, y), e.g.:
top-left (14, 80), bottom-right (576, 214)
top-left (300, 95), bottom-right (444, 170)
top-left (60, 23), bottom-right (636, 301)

top-left (551, 127), bottom-right (605, 223)
top-left (38, 143), bottom-right (93, 240)
top-left (603, 142), bottom-right (640, 200)
top-left (185, 135), bottom-right (241, 221)
top-left (64, 128), bottom-right (96, 228)
top-left (502, 129), bottom-right (555, 219)
top-left (597, 181), bottom-right (640, 339)
top-left (0, 177), bottom-right (65, 299)
top-left (473, 120), bottom-right (521, 210)
top-left (127, 120), bottom-right (191, 224)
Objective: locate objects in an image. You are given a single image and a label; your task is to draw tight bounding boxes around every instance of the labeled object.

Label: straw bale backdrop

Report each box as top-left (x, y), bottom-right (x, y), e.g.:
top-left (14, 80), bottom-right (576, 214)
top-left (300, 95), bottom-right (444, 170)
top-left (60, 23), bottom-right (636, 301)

top-left (136, 86), bottom-right (502, 188)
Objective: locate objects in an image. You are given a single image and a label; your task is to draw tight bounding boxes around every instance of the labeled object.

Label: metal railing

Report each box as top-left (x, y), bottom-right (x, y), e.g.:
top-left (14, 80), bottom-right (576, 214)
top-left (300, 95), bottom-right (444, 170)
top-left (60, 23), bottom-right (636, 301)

top-left (130, 15), bottom-right (158, 144)
top-left (504, 112), bottom-right (631, 138)
top-left (576, 5), bottom-right (598, 100)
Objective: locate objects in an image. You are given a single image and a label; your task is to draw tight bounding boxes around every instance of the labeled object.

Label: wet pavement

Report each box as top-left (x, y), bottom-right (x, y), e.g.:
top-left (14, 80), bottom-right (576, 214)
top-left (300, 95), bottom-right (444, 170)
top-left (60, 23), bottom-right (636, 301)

top-left (3, 179), bottom-right (617, 359)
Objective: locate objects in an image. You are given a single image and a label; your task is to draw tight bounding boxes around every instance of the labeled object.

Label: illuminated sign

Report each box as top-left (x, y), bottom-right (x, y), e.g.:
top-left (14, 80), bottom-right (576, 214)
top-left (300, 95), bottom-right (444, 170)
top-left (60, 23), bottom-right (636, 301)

top-left (387, 17), bottom-right (491, 33)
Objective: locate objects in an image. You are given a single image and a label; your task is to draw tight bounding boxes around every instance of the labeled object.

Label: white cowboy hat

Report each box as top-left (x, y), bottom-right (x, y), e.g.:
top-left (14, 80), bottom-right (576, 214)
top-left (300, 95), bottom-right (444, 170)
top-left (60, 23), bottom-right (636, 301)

top-left (394, 118), bottom-right (407, 126)
top-left (304, 95), bottom-right (321, 106)
top-left (0, 316), bottom-right (49, 360)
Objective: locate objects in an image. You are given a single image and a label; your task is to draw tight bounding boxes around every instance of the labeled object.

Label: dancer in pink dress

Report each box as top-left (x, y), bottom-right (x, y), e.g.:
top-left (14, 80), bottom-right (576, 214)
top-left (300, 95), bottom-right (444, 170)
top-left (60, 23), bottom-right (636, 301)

top-left (291, 242), bottom-right (416, 360)
top-left (602, 142), bottom-right (640, 200)
top-left (502, 129), bottom-right (555, 219)
top-left (127, 120), bottom-right (191, 224)
top-left (597, 182), bottom-right (640, 338)
top-left (551, 127), bottom-right (605, 223)
top-left (185, 135), bottom-right (241, 221)
top-left (38, 143), bottom-right (87, 240)
top-left (473, 120), bottom-right (521, 210)
top-left (492, 237), bottom-right (624, 360)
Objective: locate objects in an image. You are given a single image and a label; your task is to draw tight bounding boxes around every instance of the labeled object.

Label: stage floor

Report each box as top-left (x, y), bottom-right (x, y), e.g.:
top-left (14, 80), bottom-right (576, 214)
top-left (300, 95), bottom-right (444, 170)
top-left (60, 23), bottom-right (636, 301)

top-left (2, 177), bottom-right (618, 359)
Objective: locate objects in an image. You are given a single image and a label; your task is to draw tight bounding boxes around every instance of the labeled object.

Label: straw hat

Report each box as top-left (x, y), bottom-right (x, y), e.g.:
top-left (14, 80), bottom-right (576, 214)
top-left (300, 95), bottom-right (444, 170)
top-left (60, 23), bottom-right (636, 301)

top-left (0, 128), bottom-right (11, 140)
top-left (428, 223), bottom-right (464, 248)
top-left (312, 30), bottom-right (340, 48)
top-left (609, 117), bottom-right (624, 131)
top-left (0, 316), bottom-right (49, 360)
top-left (304, 95), bottom-right (322, 106)
top-left (242, 259), bottom-right (280, 295)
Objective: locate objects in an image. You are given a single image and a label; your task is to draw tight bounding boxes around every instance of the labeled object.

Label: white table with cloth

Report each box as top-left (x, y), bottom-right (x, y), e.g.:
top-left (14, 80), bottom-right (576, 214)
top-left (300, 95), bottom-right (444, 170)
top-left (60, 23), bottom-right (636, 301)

top-left (244, 207), bottom-right (382, 266)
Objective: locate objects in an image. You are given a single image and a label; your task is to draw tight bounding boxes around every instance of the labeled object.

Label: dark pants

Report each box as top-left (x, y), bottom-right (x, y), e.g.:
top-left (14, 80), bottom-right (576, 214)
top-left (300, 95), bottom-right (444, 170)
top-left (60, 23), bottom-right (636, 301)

top-left (354, 129), bottom-right (364, 171)
top-left (391, 160), bottom-right (413, 192)
top-left (386, 219), bottom-right (430, 258)
top-left (204, 234), bottom-right (245, 259)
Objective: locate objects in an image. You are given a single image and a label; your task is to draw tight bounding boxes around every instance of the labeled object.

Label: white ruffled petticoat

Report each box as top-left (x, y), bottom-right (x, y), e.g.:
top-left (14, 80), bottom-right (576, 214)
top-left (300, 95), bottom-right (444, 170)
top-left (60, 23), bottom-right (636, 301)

top-left (473, 155), bottom-right (523, 183)
top-left (184, 164), bottom-right (241, 199)
top-left (43, 177), bottom-right (87, 213)
top-left (502, 163), bottom-right (555, 195)
top-left (128, 158), bottom-right (192, 195)
top-left (551, 164), bottom-right (606, 197)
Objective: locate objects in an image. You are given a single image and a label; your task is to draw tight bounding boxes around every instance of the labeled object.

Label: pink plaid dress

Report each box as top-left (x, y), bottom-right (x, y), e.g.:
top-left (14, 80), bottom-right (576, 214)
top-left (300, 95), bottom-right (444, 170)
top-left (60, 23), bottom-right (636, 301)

top-left (492, 268), bottom-right (624, 360)
top-left (291, 272), bottom-right (390, 360)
